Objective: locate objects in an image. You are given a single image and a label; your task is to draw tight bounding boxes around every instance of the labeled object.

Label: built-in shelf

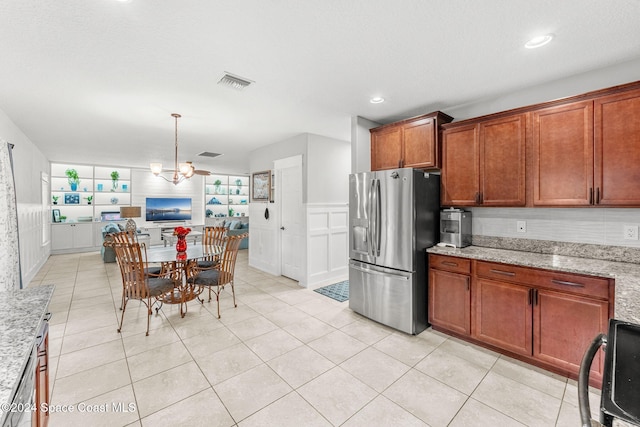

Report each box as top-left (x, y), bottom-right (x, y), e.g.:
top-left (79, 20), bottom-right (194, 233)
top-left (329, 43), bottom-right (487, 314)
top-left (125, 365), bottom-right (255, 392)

top-left (50, 163), bottom-right (131, 223)
top-left (205, 174), bottom-right (249, 219)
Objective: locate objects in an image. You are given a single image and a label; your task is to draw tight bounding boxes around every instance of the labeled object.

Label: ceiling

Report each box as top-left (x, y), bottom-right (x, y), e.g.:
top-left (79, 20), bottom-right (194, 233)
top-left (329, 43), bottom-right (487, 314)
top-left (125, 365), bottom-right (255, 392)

top-left (1, 0), bottom-right (639, 175)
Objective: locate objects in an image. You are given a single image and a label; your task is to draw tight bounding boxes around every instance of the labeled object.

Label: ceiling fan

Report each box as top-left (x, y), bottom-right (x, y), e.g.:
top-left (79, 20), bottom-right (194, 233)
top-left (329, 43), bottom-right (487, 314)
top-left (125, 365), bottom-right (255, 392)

top-left (150, 113), bottom-right (211, 185)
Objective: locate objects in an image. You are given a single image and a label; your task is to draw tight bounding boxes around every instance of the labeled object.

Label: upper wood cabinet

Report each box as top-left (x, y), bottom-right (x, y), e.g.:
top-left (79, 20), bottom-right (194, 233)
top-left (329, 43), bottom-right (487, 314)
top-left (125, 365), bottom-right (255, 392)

top-left (442, 114), bottom-right (526, 207)
top-left (594, 88), bottom-right (640, 206)
top-left (532, 100), bottom-right (595, 206)
top-left (533, 88), bottom-right (640, 206)
top-left (370, 111), bottom-right (453, 171)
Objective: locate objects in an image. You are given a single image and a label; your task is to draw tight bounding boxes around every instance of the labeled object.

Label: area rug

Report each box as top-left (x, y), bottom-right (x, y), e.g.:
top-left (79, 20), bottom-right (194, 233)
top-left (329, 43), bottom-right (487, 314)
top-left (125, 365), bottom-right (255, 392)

top-left (314, 280), bottom-right (349, 302)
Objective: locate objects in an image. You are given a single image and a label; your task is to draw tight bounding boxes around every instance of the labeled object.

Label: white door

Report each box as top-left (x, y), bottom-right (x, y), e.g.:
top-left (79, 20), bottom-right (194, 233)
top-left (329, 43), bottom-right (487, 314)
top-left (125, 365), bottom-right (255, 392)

top-left (278, 158), bottom-right (303, 281)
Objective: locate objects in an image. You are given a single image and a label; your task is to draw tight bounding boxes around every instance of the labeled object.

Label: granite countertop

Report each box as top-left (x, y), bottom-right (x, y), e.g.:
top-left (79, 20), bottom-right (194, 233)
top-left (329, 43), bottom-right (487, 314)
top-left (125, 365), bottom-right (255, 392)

top-left (0, 285), bottom-right (55, 423)
top-left (427, 245), bottom-right (640, 325)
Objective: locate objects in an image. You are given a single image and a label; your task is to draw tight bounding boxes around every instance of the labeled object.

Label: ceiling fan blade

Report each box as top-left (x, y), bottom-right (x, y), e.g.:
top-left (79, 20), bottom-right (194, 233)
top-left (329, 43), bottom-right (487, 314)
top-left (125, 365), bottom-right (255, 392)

top-left (193, 169), bottom-right (211, 176)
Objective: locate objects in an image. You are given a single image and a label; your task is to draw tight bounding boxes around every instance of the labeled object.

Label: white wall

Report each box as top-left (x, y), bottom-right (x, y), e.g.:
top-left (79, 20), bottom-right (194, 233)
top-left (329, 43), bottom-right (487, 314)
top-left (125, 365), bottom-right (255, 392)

top-left (444, 57), bottom-right (640, 122)
top-left (131, 169), bottom-right (205, 228)
top-left (0, 109), bottom-right (51, 286)
top-left (306, 134), bottom-right (350, 204)
top-left (350, 116), bottom-right (379, 173)
top-left (248, 133), bottom-right (350, 287)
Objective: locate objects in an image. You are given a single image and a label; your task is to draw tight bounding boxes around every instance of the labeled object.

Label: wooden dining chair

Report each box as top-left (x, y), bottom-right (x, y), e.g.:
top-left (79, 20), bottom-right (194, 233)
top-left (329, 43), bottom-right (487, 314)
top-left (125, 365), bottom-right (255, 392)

top-left (106, 231), bottom-right (163, 309)
top-left (188, 233), bottom-right (247, 318)
top-left (197, 226), bottom-right (227, 270)
top-left (112, 241), bottom-right (175, 336)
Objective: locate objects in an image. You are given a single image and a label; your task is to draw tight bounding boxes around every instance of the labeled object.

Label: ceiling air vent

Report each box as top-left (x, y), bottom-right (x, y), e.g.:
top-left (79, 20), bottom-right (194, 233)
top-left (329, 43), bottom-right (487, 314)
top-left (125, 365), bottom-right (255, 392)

top-left (198, 151), bottom-right (223, 159)
top-left (217, 72), bottom-right (253, 91)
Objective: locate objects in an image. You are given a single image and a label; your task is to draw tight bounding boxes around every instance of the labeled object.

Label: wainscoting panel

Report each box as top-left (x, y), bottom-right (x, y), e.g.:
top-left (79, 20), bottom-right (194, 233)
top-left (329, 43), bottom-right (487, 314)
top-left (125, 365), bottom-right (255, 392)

top-left (306, 204), bottom-right (348, 288)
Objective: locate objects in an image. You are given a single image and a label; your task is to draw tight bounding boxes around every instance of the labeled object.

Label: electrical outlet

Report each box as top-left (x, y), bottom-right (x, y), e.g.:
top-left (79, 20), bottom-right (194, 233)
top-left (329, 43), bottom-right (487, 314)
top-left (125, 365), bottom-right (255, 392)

top-left (624, 225), bottom-right (639, 240)
top-left (517, 220), bottom-right (526, 233)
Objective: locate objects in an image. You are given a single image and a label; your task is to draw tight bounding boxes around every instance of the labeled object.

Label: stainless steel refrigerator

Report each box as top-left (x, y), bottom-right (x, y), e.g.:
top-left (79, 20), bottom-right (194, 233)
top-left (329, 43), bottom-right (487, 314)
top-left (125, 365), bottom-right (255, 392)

top-left (349, 168), bottom-right (439, 335)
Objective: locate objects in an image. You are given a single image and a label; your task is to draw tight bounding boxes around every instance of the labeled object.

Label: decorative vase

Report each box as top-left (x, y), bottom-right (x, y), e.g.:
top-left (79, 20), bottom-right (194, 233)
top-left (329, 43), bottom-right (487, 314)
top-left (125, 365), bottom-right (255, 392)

top-left (176, 235), bottom-right (187, 252)
top-left (111, 180), bottom-right (118, 191)
top-left (70, 183), bottom-right (77, 191)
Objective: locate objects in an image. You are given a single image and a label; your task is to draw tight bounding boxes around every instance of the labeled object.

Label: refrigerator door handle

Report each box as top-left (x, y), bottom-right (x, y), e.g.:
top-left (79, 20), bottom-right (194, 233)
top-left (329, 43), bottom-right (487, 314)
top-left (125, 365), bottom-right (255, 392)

top-left (368, 178), bottom-right (376, 256)
top-left (350, 264), bottom-right (410, 281)
top-left (375, 178), bottom-right (382, 257)
top-left (370, 178), bottom-right (378, 256)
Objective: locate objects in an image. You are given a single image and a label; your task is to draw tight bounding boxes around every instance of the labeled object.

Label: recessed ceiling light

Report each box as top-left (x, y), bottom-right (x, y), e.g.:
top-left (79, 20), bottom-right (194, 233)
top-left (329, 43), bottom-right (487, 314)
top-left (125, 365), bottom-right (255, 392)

top-left (114, 0), bottom-right (132, 2)
top-left (370, 97), bottom-right (385, 104)
top-left (525, 34), bottom-right (554, 49)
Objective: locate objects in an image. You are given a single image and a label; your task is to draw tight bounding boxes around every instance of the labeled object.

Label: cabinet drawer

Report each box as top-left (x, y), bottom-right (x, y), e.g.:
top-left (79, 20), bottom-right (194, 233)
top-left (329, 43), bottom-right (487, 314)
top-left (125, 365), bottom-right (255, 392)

top-left (475, 260), bottom-right (536, 285)
top-left (534, 270), bottom-right (610, 300)
top-left (475, 260), bottom-right (610, 300)
top-left (429, 254), bottom-right (471, 274)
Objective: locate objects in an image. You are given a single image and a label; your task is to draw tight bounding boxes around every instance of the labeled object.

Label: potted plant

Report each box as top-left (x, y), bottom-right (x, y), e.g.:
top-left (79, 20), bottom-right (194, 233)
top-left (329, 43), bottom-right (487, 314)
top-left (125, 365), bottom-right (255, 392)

top-left (59, 215), bottom-right (67, 223)
top-left (52, 195), bottom-right (59, 205)
top-left (86, 195), bottom-right (93, 205)
top-left (110, 170), bottom-right (119, 191)
top-left (228, 207), bottom-right (234, 217)
top-left (65, 168), bottom-right (80, 191)
top-left (214, 179), bottom-right (222, 194)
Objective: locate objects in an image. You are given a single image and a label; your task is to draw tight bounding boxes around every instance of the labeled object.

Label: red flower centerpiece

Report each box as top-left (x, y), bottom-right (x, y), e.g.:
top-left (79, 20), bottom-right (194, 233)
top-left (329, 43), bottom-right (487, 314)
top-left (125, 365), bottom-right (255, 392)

top-left (173, 226), bottom-right (191, 253)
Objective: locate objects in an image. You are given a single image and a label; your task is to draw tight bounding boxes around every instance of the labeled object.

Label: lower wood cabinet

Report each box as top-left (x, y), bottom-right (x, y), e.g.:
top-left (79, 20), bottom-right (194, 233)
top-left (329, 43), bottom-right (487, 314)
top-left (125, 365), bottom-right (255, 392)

top-left (473, 278), bottom-right (533, 356)
top-left (429, 268), bottom-right (471, 336)
top-left (428, 253), bottom-right (613, 385)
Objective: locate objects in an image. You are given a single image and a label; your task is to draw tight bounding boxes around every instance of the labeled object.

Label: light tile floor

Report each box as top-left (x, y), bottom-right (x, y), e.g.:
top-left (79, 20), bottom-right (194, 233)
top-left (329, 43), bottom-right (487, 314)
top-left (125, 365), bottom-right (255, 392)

top-left (28, 250), bottom-right (604, 427)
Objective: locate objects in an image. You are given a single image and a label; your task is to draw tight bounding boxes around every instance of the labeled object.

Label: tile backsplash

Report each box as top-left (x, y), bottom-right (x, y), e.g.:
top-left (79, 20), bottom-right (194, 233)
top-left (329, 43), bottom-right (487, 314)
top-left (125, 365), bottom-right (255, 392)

top-left (468, 207), bottom-right (640, 248)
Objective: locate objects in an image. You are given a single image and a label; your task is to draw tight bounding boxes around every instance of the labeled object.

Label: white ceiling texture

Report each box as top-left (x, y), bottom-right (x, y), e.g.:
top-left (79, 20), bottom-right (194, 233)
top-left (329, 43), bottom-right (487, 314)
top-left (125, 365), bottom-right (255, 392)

top-left (0, 0), bottom-right (639, 174)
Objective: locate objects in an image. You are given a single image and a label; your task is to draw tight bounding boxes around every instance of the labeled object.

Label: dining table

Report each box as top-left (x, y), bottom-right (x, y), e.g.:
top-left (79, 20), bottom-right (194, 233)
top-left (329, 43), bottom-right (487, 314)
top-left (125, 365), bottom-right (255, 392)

top-left (162, 230), bottom-right (203, 247)
top-left (146, 244), bottom-right (223, 317)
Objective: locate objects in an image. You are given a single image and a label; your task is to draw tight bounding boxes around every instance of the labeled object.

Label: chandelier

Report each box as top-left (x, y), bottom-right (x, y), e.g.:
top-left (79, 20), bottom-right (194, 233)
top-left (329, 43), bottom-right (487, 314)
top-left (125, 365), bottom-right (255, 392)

top-left (150, 113), bottom-right (210, 185)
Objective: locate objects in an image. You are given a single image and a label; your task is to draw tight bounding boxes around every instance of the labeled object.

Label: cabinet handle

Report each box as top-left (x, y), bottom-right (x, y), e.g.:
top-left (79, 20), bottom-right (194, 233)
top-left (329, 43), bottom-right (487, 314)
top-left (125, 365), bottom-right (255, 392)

top-left (466, 277), bottom-right (470, 292)
top-left (528, 288), bottom-right (532, 305)
top-left (596, 187), bottom-right (600, 204)
top-left (589, 188), bottom-right (593, 205)
top-left (442, 261), bottom-right (458, 267)
top-left (534, 289), bottom-right (538, 306)
top-left (475, 192), bottom-right (480, 204)
top-left (489, 269), bottom-right (516, 277)
top-left (479, 192), bottom-right (483, 204)
top-left (551, 279), bottom-right (585, 288)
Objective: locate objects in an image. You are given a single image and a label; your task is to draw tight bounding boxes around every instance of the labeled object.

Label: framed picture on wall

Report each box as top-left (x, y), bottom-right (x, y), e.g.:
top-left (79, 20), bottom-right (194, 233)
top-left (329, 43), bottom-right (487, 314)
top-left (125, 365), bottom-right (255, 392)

top-left (64, 192), bottom-right (80, 204)
top-left (252, 170), bottom-right (270, 201)
top-left (52, 209), bottom-right (61, 223)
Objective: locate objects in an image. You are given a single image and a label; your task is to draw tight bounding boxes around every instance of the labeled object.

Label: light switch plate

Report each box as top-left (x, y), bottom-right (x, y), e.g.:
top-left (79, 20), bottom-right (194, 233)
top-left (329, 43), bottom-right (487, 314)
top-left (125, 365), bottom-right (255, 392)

top-left (517, 220), bottom-right (526, 233)
top-left (624, 225), bottom-right (639, 240)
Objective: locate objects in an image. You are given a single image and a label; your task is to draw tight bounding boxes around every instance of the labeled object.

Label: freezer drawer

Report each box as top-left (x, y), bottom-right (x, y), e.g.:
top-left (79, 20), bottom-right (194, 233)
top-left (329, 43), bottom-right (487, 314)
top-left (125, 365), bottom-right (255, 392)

top-left (349, 260), bottom-right (425, 335)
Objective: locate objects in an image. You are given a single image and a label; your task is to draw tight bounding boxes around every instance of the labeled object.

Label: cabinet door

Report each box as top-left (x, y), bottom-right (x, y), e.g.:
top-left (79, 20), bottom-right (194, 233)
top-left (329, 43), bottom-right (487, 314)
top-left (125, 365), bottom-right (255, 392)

top-left (473, 278), bottom-right (532, 356)
top-left (72, 223), bottom-right (94, 248)
top-left (594, 88), bottom-right (640, 206)
top-left (403, 117), bottom-right (437, 169)
top-left (371, 125), bottom-right (402, 170)
top-left (441, 124), bottom-right (480, 206)
top-left (51, 224), bottom-right (74, 250)
top-left (479, 114), bottom-right (527, 206)
top-left (533, 289), bottom-right (608, 382)
top-left (532, 101), bottom-right (594, 206)
top-left (428, 269), bottom-right (470, 335)
top-left (35, 327), bottom-right (49, 427)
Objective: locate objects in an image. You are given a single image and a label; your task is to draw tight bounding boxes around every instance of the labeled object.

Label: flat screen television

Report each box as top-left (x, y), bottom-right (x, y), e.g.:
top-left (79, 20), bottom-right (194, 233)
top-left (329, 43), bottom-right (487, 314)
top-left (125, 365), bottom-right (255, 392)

top-left (145, 197), bottom-right (192, 222)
